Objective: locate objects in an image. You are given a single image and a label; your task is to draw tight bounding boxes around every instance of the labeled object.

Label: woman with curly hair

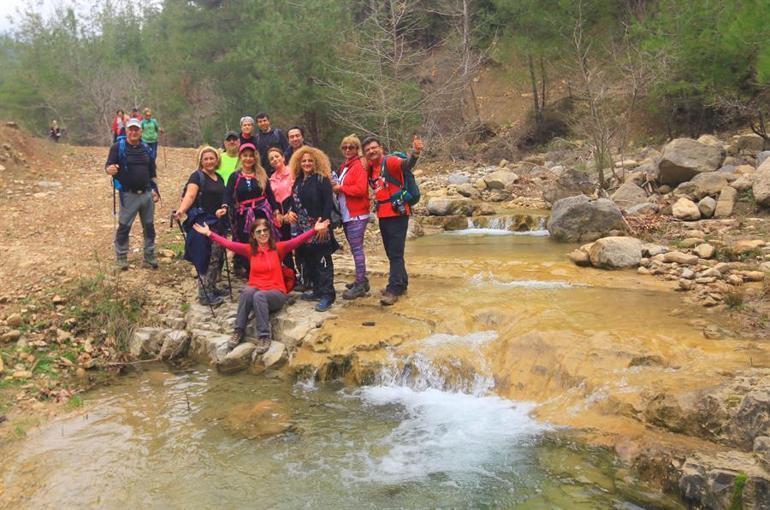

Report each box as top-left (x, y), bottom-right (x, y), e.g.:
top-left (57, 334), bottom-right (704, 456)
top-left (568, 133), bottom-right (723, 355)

top-left (288, 146), bottom-right (339, 312)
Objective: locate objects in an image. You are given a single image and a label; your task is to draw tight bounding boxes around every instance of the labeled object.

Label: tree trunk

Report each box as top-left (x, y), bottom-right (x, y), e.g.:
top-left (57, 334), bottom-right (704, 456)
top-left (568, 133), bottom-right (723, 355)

top-left (528, 54), bottom-right (542, 127)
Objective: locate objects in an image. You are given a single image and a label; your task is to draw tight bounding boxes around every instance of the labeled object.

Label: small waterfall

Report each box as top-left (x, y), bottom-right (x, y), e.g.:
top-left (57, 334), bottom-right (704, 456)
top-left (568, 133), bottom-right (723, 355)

top-left (349, 331), bottom-right (546, 484)
top-left (459, 214), bottom-right (549, 235)
top-left (470, 271), bottom-right (576, 289)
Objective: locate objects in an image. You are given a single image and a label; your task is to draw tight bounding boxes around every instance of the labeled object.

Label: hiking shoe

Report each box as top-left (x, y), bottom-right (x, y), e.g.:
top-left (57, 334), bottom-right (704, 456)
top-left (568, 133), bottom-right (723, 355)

top-left (380, 291), bottom-right (399, 306)
top-left (254, 336), bottom-right (271, 354)
top-left (301, 291), bottom-right (321, 302)
top-left (347, 278), bottom-right (370, 291)
top-left (315, 297), bottom-right (334, 312)
top-left (342, 281), bottom-right (368, 300)
top-left (228, 329), bottom-right (244, 349)
top-left (144, 253), bottom-right (158, 269)
top-left (213, 287), bottom-right (229, 297)
top-left (116, 257), bottom-right (129, 271)
top-left (199, 294), bottom-right (224, 307)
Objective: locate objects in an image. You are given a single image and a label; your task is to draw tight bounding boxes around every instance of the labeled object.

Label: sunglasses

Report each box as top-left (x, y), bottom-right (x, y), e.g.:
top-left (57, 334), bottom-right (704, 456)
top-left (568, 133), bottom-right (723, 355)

top-left (253, 228), bottom-right (270, 235)
top-left (341, 145), bottom-right (358, 151)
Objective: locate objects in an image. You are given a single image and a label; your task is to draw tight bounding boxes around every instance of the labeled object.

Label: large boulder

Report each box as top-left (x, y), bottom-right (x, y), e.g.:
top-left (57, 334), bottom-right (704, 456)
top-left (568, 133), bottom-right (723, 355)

top-left (588, 236), bottom-right (643, 269)
top-left (610, 181), bottom-right (648, 209)
top-left (547, 195), bottom-right (625, 242)
top-left (542, 168), bottom-right (596, 206)
top-left (754, 163), bottom-right (770, 207)
top-left (672, 197), bottom-right (701, 221)
top-left (658, 138), bottom-right (724, 185)
top-left (426, 196), bottom-right (473, 216)
top-left (218, 342), bottom-right (256, 374)
top-left (483, 170), bottom-right (518, 190)
top-left (733, 133), bottom-right (765, 153)
top-left (674, 173), bottom-right (729, 200)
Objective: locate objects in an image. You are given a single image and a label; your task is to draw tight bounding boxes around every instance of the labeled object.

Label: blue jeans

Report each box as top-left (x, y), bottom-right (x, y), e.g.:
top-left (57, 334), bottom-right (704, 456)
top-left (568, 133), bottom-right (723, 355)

top-left (146, 142), bottom-right (158, 160)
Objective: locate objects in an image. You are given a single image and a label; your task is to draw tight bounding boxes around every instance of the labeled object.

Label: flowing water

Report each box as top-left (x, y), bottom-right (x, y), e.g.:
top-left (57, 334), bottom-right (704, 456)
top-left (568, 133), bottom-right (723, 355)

top-left (2, 224), bottom-right (732, 509)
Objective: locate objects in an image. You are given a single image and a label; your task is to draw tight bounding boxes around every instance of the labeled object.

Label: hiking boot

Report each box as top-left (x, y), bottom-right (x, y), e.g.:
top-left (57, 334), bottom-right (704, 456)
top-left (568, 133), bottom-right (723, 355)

top-left (254, 336), bottom-right (271, 354)
top-left (380, 291), bottom-right (399, 306)
top-left (228, 329), bottom-right (244, 349)
top-left (301, 291), bottom-right (321, 302)
top-left (344, 278), bottom-right (369, 291)
top-left (342, 280), bottom-right (368, 300)
top-left (199, 294), bottom-right (224, 307)
top-left (144, 253), bottom-right (158, 269)
top-left (315, 297), bottom-right (334, 312)
top-left (213, 287), bottom-right (229, 297)
top-left (116, 257), bottom-right (129, 271)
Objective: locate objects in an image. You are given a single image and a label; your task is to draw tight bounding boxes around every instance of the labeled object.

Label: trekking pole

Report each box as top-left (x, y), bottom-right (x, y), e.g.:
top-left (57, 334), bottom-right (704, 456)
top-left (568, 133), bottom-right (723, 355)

top-left (172, 213), bottom-right (216, 318)
top-left (222, 246), bottom-right (233, 301)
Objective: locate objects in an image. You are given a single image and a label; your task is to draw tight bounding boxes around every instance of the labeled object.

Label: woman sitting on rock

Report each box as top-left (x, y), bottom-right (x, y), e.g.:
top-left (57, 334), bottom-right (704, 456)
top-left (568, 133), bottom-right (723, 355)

top-left (193, 217), bottom-right (330, 354)
top-left (224, 143), bottom-right (278, 277)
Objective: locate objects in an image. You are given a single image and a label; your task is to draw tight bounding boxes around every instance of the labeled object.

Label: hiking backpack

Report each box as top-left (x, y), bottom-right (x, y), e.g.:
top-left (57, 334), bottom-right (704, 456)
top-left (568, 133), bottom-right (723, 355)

top-left (381, 151), bottom-right (421, 206)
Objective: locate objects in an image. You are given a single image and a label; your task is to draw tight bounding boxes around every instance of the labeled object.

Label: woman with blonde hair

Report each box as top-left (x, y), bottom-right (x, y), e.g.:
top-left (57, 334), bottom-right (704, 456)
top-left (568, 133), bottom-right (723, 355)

top-left (288, 146), bottom-right (339, 312)
top-left (333, 134), bottom-right (370, 299)
top-left (175, 145), bottom-right (229, 305)
top-left (224, 142), bottom-right (278, 277)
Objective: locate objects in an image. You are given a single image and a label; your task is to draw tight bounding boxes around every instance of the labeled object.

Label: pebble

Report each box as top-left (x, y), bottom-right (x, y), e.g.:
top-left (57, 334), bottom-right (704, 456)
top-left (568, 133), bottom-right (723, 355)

top-left (1, 330), bottom-right (22, 343)
top-left (5, 313), bottom-right (23, 327)
top-left (51, 295), bottom-right (65, 305)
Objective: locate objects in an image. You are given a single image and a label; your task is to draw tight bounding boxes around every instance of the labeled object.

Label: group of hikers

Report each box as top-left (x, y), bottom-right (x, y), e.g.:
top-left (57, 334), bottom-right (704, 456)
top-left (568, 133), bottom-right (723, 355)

top-left (111, 108), bottom-right (164, 160)
top-left (104, 112), bottom-right (423, 355)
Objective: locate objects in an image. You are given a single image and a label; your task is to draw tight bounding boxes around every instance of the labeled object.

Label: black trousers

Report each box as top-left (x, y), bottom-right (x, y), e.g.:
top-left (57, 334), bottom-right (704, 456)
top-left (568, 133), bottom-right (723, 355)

top-left (301, 245), bottom-right (335, 300)
top-left (379, 215), bottom-right (409, 295)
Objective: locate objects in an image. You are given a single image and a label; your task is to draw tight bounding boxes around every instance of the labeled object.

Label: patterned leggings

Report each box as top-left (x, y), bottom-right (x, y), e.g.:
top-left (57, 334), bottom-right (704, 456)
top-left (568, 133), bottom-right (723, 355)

top-left (343, 217), bottom-right (369, 283)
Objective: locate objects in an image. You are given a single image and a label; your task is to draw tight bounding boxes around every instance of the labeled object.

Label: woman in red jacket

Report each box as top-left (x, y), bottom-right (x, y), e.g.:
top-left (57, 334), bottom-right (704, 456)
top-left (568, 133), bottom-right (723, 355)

top-left (333, 134), bottom-right (371, 300)
top-left (193, 217), bottom-right (330, 354)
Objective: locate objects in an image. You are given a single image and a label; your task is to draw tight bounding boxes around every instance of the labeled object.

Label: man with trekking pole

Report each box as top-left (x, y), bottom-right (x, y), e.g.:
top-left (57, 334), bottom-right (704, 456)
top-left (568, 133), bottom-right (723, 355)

top-left (104, 118), bottom-right (160, 270)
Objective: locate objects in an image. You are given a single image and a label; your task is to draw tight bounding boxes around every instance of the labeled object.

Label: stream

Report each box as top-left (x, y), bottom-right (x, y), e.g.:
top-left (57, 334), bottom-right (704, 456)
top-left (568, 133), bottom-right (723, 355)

top-left (3, 219), bottom-right (736, 509)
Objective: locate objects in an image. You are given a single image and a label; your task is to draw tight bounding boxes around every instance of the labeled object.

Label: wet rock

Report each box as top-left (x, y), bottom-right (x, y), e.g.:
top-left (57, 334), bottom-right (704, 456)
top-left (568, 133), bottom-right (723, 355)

top-left (694, 243), bottom-right (715, 259)
top-left (5, 313), bottom-right (23, 327)
top-left (714, 186), bottom-right (738, 218)
top-left (568, 249), bottom-right (591, 267)
top-left (129, 327), bottom-right (165, 358)
top-left (628, 354), bottom-right (666, 368)
top-left (588, 236), bottom-right (642, 269)
top-left (611, 182), bottom-right (648, 209)
top-left (659, 138), bottom-right (724, 185)
top-left (1, 330), bottom-right (22, 343)
top-left (159, 330), bottom-right (190, 360)
top-left (483, 170), bottom-right (518, 190)
top-left (547, 195), bottom-right (625, 243)
top-left (542, 168), bottom-right (596, 206)
top-left (190, 329), bottom-right (231, 364)
top-left (672, 198), bottom-right (701, 221)
top-left (697, 196), bottom-right (716, 218)
top-left (218, 342), bottom-right (256, 374)
top-left (425, 197), bottom-right (473, 216)
top-left (664, 251), bottom-right (698, 265)
top-left (678, 453), bottom-right (769, 510)
top-left (223, 400), bottom-right (292, 439)
top-left (261, 341), bottom-right (287, 368)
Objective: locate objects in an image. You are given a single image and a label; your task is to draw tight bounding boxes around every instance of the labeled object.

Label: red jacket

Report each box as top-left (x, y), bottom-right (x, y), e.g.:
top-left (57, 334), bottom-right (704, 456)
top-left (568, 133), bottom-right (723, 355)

top-left (210, 228), bottom-right (315, 293)
top-left (368, 155), bottom-right (410, 218)
top-left (336, 157), bottom-right (370, 217)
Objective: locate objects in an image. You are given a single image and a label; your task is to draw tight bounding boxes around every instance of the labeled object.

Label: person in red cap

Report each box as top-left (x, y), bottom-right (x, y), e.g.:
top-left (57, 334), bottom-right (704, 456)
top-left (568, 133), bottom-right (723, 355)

top-left (223, 142), bottom-right (278, 276)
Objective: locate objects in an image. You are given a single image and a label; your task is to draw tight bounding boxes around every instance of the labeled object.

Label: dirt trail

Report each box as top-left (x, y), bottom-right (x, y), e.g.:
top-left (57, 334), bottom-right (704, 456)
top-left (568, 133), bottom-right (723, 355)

top-left (0, 138), bottom-right (198, 298)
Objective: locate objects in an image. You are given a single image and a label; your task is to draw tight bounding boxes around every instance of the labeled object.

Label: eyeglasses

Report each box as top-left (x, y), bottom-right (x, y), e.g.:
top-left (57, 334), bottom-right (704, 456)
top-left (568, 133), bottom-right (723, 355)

top-left (254, 228), bottom-right (269, 235)
top-left (341, 145), bottom-right (358, 151)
